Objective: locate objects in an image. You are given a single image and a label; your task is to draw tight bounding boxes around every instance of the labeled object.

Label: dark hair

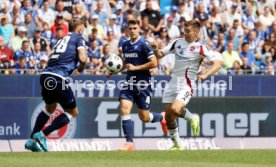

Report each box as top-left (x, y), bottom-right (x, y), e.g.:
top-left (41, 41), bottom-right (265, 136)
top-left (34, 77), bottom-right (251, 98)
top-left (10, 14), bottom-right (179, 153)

top-left (242, 42), bottom-right (249, 47)
top-left (127, 19), bottom-right (140, 26)
top-left (184, 19), bottom-right (201, 31)
top-left (69, 19), bottom-right (84, 32)
top-left (22, 40), bottom-right (30, 45)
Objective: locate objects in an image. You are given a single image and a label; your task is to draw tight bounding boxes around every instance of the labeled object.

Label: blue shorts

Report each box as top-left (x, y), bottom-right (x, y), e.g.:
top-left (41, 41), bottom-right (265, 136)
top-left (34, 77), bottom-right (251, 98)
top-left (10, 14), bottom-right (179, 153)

top-left (119, 84), bottom-right (152, 110)
top-left (40, 74), bottom-right (76, 109)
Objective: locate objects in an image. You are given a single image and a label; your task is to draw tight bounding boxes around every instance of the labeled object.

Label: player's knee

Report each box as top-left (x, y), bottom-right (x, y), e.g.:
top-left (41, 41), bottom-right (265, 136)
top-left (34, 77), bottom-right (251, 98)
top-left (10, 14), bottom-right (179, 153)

top-left (46, 104), bottom-right (57, 113)
top-left (64, 108), bottom-right (78, 118)
top-left (170, 105), bottom-right (182, 115)
top-left (138, 114), bottom-right (149, 122)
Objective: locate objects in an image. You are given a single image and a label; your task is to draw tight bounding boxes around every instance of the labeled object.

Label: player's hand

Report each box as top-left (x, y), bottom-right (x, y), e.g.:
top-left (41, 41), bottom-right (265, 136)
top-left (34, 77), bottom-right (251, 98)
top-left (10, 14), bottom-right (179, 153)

top-left (105, 71), bottom-right (112, 78)
top-left (126, 63), bottom-right (138, 71)
top-left (197, 74), bottom-right (208, 82)
top-left (150, 41), bottom-right (158, 50)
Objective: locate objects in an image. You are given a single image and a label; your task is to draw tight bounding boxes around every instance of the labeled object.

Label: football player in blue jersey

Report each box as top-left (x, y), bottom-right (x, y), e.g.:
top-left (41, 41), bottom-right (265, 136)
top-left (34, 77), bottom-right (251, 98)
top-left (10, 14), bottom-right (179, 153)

top-left (24, 19), bottom-right (87, 152)
top-left (106, 19), bottom-right (167, 151)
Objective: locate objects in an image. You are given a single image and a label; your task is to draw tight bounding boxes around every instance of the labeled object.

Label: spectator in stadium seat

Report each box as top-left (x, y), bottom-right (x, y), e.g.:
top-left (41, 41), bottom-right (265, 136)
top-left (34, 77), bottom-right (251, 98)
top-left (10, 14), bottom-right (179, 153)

top-left (13, 56), bottom-right (29, 74)
top-left (258, 6), bottom-right (275, 28)
top-left (156, 27), bottom-right (171, 46)
top-left (213, 32), bottom-right (227, 53)
top-left (142, 26), bottom-right (154, 43)
top-left (240, 56), bottom-right (254, 74)
top-left (34, 54), bottom-right (48, 74)
top-left (86, 54), bottom-right (102, 75)
top-left (266, 21), bottom-right (276, 40)
top-left (225, 28), bottom-right (241, 52)
top-left (51, 14), bottom-right (69, 37)
top-left (86, 28), bottom-right (103, 48)
top-left (222, 41), bottom-right (242, 69)
top-left (32, 42), bottom-right (45, 65)
top-left (164, 6), bottom-right (180, 26)
top-left (165, 16), bottom-right (180, 39)
top-left (104, 30), bottom-right (118, 55)
top-left (88, 39), bottom-right (102, 59)
top-left (41, 22), bottom-right (53, 45)
top-left (126, 1), bottom-right (141, 20)
top-left (72, 3), bottom-right (87, 27)
top-left (241, 5), bottom-right (257, 30)
top-left (260, 54), bottom-right (273, 73)
top-left (193, 2), bottom-right (209, 22)
top-left (0, 3), bottom-right (12, 23)
top-left (266, 64), bottom-right (275, 75)
top-left (104, 14), bottom-right (121, 40)
top-left (37, 0), bottom-right (55, 27)
top-left (178, 2), bottom-right (192, 22)
top-left (141, 0), bottom-right (163, 34)
top-left (11, 3), bottom-right (22, 26)
top-left (14, 40), bottom-right (34, 67)
top-left (10, 26), bottom-right (28, 52)
top-left (178, 17), bottom-right (186, 35)
top-left (230, 19), bottom-right (244, 40)
top-left (0, 35), bottom-right (13, 74)
top-left (19, 12), bottom-right (38, 38)
top-left (224, 3), bottom-right (242, 28)
top-left (55, 0), bottom-right (72, 22)
top-left (227, 60), bottom-right (243, 75)
top-left (30, 28), bottom-right (49, 53)
top-left (50, 27), bottom-right (64, 49)
top-left (19, 0), bottom-right (34, 23)
top-left (90, 0), bottom-right (108, 27)
top-left (0, 15), bottom-right (14, 46)
top-left (239, 42), bottom-right (257, 68)
top-left (86, 15), bottom-right (105, 40)
top-left (243, 30), bottom-right (262, 60)
top-left (59, 0), bottom-right (76, 14)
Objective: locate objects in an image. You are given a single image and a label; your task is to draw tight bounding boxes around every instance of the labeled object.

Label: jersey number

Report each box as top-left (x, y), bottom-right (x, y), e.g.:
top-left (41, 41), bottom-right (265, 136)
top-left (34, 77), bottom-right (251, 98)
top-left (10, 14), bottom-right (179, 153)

top-left (53, 36), bottom-right (71, 54)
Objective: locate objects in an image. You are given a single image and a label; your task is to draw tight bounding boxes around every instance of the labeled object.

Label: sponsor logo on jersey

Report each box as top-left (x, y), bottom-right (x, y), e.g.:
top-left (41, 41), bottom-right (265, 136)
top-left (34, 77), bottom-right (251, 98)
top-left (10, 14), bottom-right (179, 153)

top-left (31, 102), bottom-right (76, 139)
top-left (190, 46), bottom-right (195, 51)
top-left (124, 53), bottom-right (138, 58)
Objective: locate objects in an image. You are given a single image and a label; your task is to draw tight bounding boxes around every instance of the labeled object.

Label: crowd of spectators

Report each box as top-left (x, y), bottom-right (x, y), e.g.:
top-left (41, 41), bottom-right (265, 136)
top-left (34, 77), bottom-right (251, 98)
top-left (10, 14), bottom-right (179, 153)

top-left (0, 0), bottom-right (275, 75)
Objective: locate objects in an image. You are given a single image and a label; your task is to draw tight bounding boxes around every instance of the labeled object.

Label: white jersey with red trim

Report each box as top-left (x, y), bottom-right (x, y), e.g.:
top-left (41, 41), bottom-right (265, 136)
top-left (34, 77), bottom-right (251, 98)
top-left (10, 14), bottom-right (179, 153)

top-left (161, 38), bottom-right (219, 81)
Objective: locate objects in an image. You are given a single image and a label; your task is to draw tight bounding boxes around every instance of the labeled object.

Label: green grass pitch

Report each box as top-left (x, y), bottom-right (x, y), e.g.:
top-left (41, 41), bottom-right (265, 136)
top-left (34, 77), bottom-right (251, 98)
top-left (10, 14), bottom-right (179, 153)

top-left (1, 150), bottom-right (276, 167)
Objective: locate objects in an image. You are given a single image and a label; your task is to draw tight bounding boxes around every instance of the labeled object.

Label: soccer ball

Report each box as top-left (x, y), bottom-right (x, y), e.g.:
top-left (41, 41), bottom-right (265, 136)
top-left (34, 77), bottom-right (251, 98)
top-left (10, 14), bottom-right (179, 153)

top-left (105, 55), bottom-right (123, 73)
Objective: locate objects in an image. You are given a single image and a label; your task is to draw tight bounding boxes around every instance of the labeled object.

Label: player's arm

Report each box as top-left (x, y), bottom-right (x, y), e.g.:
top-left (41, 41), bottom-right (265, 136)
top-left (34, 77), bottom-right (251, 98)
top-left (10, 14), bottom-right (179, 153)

top-left (77, 47), bottom-right (88, 73)
top-left (126, 56), bottom-right (157, 71)
top-left (150, 39), bottom-right (177, 59)
top-left (198, 60), bottom-right (221, 82)
top-left (197, 45), bottom-right (222, 82)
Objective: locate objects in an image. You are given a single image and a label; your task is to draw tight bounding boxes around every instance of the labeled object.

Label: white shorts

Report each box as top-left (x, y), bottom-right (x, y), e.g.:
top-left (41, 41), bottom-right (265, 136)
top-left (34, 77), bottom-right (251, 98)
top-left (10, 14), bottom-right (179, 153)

top-left (162, 77), bottom-right (194, 105)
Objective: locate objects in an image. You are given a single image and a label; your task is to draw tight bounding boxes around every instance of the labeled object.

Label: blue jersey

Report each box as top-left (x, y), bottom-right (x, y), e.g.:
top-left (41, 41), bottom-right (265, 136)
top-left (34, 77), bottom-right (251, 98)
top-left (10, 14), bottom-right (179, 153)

top-left (122, 37), bottom-right (154, 84)
top-left (43, 33), bottom-right (86, 77)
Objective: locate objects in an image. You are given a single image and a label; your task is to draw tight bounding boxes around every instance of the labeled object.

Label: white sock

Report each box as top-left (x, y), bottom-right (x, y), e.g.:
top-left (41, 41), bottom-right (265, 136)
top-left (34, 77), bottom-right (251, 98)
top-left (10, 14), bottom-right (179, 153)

top-left (183, 108), bottom-right (194, 121)
top-left (148, 113), bottom-right (153, 122)
top-left (168, 128), bottom-right (182, 147)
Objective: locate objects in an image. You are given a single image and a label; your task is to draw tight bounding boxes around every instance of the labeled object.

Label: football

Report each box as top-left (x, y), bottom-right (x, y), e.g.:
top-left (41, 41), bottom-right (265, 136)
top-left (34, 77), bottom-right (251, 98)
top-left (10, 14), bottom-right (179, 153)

top-left (105, 55), bottom-right (123, 73)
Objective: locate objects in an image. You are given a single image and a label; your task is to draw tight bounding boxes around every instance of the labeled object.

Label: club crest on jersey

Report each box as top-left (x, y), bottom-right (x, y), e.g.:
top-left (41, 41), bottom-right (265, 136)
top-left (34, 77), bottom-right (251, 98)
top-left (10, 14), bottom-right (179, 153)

top-left (176, 45), bottom-right (185, 55)
top-left (190, 46), bottom-right (195, 51)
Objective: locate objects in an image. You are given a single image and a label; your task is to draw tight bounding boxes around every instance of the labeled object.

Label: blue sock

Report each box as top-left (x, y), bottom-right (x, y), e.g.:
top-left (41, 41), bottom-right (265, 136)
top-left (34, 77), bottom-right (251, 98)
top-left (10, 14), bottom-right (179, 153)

top-left (122, 119), bottom-right (133, 142)
top-left (30, 111), bottom-right (50, 138)
top-left (42, 113), bottom-right (70, 136)
top-left (150, 112), bottom-right (163, 123)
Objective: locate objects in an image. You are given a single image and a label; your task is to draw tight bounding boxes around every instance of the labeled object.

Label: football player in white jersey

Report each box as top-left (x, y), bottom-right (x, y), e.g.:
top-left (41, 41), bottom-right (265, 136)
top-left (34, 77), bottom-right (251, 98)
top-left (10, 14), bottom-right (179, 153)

top-left (151, 19), bottom-right (222, 150)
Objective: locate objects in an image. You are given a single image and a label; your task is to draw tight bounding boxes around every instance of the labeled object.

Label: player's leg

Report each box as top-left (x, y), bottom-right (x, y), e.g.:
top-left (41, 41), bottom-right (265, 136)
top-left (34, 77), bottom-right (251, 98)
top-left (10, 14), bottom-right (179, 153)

top-left (164, 103), bottom-right (183, 150)
top-left (119, 99), bottom-right (135, 151)
top-left (135, 87), bottom-right (167, 135)
top-left (33, 84), bottom-right (77, 152)
top-left (174, 87), bottom-right (200, 136)
top-left (25, 75), bottom-right (57, 152)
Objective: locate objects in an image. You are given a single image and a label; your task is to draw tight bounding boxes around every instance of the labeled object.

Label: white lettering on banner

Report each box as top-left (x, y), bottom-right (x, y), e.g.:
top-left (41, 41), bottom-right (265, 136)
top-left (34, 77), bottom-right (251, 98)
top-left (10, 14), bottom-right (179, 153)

top-left (227, 113), bottom-right (248, 136)
top-left (0, 123), bottom-right (20, 136)
top-left (157, 139), bottom-right (220, 150)
top-left (48, 140), bottom-right (112, 151)
top-left (202, 113), bottom-right (224, 137)
top-left (95, 102), bottom-right (269, 137)
top-left (250, 113), bottom-right (269, 136)
top-left (95, 102), bottom-right (120, 137)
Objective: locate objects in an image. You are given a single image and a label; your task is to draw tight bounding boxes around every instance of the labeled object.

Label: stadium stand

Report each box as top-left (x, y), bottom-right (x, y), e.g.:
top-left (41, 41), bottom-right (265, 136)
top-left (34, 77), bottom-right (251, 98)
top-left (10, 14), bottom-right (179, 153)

top-left (0, 0), bottom-right (275, 75)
